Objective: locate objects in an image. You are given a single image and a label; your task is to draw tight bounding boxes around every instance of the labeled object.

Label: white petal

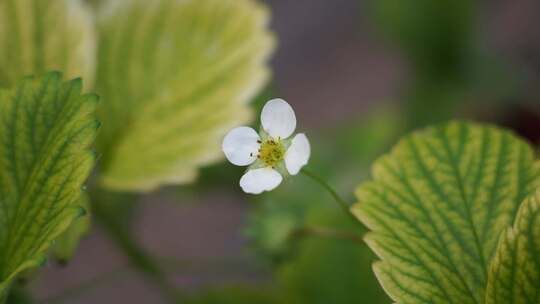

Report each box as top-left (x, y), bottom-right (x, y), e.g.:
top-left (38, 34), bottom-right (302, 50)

top-left (285, 133), bottom-right (311, 175)
top-left (261, 98), bottom-right (296, 139)
top-left (222, 127), bottom-right (260, 166)
top-left (240, 168), bottom-right (283, 194)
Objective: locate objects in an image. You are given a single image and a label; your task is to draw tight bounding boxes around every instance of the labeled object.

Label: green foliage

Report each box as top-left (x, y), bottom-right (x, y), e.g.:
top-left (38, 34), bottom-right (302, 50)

top-left (95, 0), bottom-right (275, 191)
top-left (245, 169), bottom-right (317, 262)
top-left (4, 287), bottom-right (33, 304)
top-left (0, 0), bottom-right (96, 88)
top-left (369, 0), bottom-right (518, 128)
top-left (246, 205), bottom-right (299, 261)
top-left (246, 109), bottom-right (401, 303)
top-left (486, 190), bottom-right (540, 304)
top-left (353, 121), bottom-right (540, 303)
top-left (276, 208), bottom-right (390, 304)
top-left (370, 0), bottom-right (476, 80)
top-left (51, 194), bottom-right (91, 263)
top-left (187, 286), bottom-right (278, 304)
top-left (0, 72), bottom-right (98, 299)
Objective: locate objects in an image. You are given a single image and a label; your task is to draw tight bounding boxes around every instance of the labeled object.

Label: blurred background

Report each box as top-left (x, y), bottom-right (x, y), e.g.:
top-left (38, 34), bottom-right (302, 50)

top-left (25, 0), bottom-right (539, 303)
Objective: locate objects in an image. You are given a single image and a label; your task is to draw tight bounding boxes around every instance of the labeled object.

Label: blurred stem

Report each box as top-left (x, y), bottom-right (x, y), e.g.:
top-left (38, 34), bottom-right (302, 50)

top-left (91, 188), bottom-right (185, 303)
top-left (40, 256), bottom-right (267, 304)
top-left (300, 168), bottom-right (361, 226)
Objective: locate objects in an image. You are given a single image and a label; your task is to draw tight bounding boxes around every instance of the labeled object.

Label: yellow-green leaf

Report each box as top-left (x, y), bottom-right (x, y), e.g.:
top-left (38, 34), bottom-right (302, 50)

top-left (485, 190), bottom-right (540, 304)
top-left (0, 72), bottom-right (99, 299)
top-left (95, 0), bottom-right (275, 191)
top-left (0, 0), bottom-right (96, 88)
top-left (51, 194), bottom-right (91, 263)
top-left (352, 121), bottom-right (540, 304)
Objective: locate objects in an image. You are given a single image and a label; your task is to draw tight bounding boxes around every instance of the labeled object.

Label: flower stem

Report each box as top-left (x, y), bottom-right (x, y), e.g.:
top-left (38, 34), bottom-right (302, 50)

top-left (91, 189), bottom-right (185, 303)
top-left (300, 168), bottom-right (362, 226)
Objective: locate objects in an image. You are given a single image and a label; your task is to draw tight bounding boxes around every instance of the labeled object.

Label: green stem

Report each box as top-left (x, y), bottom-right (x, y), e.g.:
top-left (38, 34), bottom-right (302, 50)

top-left (91, 190), bottom-right (184, 303)
top-left (300, 168), bottom-right (362, 226)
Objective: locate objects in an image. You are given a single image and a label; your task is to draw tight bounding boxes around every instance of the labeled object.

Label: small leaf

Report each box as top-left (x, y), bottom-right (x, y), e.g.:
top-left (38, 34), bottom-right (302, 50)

top-left (51, 194), bottom-right (91, 263)
top-left (0, 72), bottom-right (99, 298)
top-left (0, 0), bottom-right (96, 88)
top-left (485, 190), bottom-right (540, 304)
top-left (95, 0), bottom-right (275, 191)
top-left (352, 121), bottom-right (540, 303)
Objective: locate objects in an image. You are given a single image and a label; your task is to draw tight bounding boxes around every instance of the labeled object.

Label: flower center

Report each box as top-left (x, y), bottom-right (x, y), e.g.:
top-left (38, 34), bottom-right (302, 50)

top-left (257, 138), bottom-right (285, 167)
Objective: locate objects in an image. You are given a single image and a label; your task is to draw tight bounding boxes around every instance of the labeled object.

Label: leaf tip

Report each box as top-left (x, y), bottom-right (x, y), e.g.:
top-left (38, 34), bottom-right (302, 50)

top-left (43, 71), bottom-right (63, 82)
top-left (84, 92), bottom-right (100, 104)
top-left (94, 120), bottom-right (102, 131)
top-left (88, 149), bottom-right (100, 163)
top-left (37, 256), bottom-right (47, 268)
top-left (68, 77), bottom-right (84, 93)
top-left (77, 206), bottom-right (88, 218)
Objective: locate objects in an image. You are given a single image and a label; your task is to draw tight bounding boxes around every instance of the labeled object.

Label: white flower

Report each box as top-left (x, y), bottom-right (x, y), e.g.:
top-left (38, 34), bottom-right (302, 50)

top-left (222, 99), bottom-right (311, 194)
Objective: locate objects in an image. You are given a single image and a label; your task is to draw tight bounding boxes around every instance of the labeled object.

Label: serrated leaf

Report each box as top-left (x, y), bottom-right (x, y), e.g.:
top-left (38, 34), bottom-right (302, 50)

top-left (352, 121), bottom-right (540, 304)
top-left (0, 0), bottom-right (96, 88)
top-left (485, 190), bottom-right (540, 304)
top-left (95, 0), bottom-right (275, 191)
top-left (0, 72), bottom-right (99, 299)
top-left (51, 193), bottom-right (91, 263)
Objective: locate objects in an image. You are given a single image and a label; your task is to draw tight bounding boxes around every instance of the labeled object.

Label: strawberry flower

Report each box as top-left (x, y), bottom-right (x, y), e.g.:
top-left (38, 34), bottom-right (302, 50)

top-left (222, 99), bottom-right (310, 194)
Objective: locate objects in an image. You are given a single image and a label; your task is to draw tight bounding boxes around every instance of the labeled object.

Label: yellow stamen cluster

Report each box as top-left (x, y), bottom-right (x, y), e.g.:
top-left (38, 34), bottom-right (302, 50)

top-left (253, 138), bottom-right (285, 167)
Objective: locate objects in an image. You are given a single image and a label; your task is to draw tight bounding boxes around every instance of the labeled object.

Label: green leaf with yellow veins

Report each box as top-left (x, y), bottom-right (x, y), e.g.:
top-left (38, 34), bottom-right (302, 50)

top-left (0, 0), bottom-right (96, 88)
top-left (0, 72), bottom-right (99, 300)
top-left (51, 193), bottom-right (91, 263)
top-left (485, 190), bottom-right (540, 304)
top-left (352, 121), bottom-right (540, 304)
top-left (95, 0), bottom-right (275, 191)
